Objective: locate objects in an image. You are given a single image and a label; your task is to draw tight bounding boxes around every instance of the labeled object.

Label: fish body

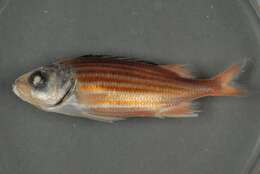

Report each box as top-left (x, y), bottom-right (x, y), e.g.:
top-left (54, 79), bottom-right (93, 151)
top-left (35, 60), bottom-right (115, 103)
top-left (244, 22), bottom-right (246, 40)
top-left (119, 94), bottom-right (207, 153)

top-left (13, 55), bottom-right (246, 122)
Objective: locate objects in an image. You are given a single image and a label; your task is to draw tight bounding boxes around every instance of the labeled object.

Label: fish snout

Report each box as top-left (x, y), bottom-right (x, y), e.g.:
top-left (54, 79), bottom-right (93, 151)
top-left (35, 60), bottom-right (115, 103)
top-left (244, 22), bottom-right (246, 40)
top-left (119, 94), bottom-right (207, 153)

top-left (12, 81), bottom-right (19, 97)
top-left (12, 77), bottom-right (25, 98)
top-left (12, 74), bottom-right (32, 102)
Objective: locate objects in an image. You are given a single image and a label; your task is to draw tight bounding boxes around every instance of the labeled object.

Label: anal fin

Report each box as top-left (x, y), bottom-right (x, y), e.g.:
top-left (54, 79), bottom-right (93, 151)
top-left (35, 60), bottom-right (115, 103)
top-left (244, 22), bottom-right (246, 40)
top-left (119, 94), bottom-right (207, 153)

top-left (81, 112), bottom-right (125, 123)
top-left (156, 102), bottom-right (200, 118)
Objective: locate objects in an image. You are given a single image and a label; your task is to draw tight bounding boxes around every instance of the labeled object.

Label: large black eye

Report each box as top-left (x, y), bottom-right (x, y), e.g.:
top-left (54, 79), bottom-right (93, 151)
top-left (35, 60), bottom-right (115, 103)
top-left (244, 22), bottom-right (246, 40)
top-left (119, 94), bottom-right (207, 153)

top-left (29, 70), bottom-right (48, 90)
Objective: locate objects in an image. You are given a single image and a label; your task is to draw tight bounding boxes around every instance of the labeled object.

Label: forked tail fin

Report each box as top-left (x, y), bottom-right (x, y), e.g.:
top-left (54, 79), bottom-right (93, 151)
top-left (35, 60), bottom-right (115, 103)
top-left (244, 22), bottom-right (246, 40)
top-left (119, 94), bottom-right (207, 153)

top-left (211, 63), bottom-right (248, 96)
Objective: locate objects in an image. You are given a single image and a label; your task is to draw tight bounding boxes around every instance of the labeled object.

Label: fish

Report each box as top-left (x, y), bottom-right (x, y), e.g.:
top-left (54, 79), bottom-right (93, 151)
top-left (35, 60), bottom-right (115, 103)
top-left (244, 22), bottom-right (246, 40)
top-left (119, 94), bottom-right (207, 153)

top-left (12, 55), bottom-right (247, 122)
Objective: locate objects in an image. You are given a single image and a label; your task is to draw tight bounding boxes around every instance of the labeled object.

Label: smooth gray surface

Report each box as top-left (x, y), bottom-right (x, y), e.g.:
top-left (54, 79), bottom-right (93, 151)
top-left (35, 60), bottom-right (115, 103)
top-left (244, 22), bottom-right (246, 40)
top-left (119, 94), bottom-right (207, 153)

top-left (0, 0), bottom-right (260, 174)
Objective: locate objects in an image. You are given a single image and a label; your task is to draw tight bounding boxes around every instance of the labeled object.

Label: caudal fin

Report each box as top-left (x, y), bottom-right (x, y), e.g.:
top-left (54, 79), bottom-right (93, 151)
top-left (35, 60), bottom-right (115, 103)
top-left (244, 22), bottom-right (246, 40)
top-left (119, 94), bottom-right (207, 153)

top-left (212, 63), bottom-right (248, 96)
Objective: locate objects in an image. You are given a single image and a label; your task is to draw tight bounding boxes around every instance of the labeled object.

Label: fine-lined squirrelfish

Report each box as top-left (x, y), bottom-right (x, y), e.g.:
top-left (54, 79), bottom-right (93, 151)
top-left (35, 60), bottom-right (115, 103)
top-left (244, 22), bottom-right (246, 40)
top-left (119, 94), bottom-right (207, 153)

top-left (13, 55), bottom-right (247, 122)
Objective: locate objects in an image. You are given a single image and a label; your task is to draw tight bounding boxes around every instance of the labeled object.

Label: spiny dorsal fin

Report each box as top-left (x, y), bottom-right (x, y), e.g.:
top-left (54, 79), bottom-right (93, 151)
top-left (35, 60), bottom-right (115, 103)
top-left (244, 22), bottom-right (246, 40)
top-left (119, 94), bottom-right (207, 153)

top-left (160, 64), bottom-right (195, 79)
top-left (57, 55), bottom-right (158, 66)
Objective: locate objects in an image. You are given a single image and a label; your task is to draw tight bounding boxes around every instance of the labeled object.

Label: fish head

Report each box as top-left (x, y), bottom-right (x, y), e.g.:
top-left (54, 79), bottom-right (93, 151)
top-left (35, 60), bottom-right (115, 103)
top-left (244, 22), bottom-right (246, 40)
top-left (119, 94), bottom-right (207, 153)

top-left (13, 64), bottom-right (74, 110)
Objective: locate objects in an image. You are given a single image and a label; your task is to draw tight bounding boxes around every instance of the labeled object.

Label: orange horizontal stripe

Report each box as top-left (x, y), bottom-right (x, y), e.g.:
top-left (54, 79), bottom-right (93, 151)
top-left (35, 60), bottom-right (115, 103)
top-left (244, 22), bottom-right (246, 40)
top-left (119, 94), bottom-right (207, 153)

top-left (77, 92), bottom-right (174, 106)
top-left (92, 99), bottom-right (160, 105)
top-left (72, 62), bottom-right (174, 78)
top-left (75, 69), bottom-right (175, 84)
top-left (78, 80), bottom-right (188, 95)
top-left (76, 72), bottom-right (193, 92)
top-left (76, 73), bottom-right (188, 91)
top-left (88, 109), bottom-right (155, 117)
top-left (79, 85), bottom-right (159, 93)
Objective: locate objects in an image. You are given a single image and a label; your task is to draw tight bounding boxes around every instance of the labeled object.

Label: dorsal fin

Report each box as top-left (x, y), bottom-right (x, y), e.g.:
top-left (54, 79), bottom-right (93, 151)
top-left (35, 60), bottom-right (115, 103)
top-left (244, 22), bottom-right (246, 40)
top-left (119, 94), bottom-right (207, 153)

top-left (57, 55), bottom-right (158, 66)
top-left (160, 64), bottom-right (195, 79)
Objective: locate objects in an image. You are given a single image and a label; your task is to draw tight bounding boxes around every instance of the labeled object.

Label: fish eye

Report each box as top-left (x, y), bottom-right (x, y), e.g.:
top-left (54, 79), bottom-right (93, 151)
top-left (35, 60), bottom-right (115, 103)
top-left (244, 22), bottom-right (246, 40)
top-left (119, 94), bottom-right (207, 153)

top-left (29, 70), bottom-right (48, 90)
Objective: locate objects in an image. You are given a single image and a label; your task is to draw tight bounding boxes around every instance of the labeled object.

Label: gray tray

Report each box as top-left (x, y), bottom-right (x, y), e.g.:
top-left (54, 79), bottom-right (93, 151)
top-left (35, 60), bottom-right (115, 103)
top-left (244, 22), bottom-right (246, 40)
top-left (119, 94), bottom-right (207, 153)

top-left (0, 0), bottom-right (259, 174)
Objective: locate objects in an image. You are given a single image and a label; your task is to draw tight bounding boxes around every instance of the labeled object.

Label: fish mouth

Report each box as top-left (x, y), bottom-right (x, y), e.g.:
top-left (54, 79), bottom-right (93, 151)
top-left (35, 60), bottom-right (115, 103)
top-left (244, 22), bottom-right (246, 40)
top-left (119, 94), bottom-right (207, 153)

top-left (12, 78), bottom-right (26, 100)
top-left (12, 83), bottom-right (19, 96)
top-left (12, 83), bottom-right (21, 98)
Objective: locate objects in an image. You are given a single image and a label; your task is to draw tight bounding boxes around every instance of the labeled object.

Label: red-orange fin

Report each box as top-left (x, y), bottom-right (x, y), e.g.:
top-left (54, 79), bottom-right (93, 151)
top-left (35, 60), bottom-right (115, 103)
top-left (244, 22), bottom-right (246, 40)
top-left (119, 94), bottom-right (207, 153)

top-left (156, 102), bottom-right (200, 118)
top-left (211, 64), bottom-right (247, 96)
top-left (160, 64), bottom-right (195, 79)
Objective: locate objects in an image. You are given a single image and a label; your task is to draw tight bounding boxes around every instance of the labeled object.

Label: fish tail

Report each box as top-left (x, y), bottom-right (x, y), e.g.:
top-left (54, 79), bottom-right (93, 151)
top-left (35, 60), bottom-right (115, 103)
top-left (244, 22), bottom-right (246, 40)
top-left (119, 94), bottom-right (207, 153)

top-left (211, 63), bottom-right (248, 96)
